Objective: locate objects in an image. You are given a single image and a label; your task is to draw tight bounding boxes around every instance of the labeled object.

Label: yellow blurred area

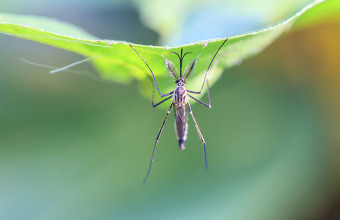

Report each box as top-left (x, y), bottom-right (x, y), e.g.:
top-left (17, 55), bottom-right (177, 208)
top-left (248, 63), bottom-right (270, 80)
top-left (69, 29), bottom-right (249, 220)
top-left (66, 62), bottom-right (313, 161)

top-left (280, 22), bottom-right (340, 185)
top-left (255, 21), bottom-right (340, 218)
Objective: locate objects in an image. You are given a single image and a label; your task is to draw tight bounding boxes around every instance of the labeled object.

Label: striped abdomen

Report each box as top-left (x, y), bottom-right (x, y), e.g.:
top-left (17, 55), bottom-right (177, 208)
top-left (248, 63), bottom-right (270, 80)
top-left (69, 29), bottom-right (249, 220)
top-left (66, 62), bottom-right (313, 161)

top-left (174, 105), bottom-right (188, 150)
top-left (173, 85), bottom-right (189, 150)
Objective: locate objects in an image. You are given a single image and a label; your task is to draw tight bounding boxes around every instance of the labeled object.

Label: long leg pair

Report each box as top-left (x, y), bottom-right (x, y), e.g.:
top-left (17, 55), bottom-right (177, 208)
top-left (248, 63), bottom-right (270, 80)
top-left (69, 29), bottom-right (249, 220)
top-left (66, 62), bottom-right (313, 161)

top-left (129, 38), bottom-right (228, 183)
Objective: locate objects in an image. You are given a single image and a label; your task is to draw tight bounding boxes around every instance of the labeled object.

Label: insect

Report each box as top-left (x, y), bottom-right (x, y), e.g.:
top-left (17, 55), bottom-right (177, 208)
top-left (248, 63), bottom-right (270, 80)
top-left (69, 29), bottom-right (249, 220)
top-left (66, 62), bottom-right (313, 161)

top-left (129, 38), bottom-right (228, 183)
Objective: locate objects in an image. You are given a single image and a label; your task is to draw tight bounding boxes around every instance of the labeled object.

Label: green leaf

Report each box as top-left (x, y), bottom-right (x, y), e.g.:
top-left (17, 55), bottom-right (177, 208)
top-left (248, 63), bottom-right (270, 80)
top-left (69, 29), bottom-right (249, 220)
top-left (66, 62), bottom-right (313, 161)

top-left (0, 0), bottom-right (338, 101)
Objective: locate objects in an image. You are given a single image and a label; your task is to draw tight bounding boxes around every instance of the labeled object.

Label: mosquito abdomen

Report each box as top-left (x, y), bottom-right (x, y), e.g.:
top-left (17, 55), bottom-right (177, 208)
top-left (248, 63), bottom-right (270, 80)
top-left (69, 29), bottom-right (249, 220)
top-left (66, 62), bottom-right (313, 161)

top-left (173, 85), bottom-right (189, 150)
top-left (174, 105), bottom-right (188, 150)
top-left (178, 139), bottom-right (186, 150)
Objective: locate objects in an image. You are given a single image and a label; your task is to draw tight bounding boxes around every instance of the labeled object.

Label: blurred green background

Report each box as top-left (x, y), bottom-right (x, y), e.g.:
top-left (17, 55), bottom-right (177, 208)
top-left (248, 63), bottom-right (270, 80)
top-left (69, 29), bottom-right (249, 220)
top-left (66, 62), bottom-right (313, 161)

top-left (1, 0), bottom-right (340, 219)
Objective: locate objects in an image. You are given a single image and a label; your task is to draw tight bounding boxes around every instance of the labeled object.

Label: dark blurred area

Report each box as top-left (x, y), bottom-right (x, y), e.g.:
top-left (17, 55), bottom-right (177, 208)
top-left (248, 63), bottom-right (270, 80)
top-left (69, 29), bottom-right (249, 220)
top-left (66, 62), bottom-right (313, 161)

top-left (0, 0), bottom-right (340, 220)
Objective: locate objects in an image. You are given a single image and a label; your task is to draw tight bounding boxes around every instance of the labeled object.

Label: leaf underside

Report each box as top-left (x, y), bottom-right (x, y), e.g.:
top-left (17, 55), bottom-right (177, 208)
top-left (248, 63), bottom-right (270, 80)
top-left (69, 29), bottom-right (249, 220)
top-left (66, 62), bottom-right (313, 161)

top-left (0, 0), bottom-right (338, 101)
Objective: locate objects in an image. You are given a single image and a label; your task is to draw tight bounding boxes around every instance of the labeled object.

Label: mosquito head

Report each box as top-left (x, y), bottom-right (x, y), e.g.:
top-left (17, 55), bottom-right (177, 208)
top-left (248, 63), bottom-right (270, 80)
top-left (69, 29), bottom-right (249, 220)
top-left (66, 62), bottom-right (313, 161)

top-left (171, 48), bottom-right (192, 78)
top-left (176, 77), bottom-right (186, 86)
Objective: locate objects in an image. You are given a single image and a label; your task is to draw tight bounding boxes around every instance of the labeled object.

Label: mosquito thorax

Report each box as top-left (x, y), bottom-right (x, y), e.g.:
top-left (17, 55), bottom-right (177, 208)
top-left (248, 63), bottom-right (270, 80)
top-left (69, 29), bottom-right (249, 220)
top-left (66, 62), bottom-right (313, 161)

top-left (173, 85), bottom-right (188, 107)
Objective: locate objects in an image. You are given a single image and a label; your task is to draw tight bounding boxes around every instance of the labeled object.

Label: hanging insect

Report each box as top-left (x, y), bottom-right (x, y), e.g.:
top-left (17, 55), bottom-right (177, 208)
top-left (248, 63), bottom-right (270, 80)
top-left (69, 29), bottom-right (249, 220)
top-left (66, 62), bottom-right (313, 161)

top-left (130, 38), bottom-right (228, 183)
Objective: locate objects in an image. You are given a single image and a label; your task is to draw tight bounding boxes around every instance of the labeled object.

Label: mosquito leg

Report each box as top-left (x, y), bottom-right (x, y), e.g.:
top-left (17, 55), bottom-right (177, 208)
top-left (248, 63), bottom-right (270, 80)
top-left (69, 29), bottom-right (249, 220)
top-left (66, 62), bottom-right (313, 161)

top-left (151, 80), bottom-right (173, 108)
top-left (152, 95), bottom-right (172, 108)
top-left (187, 78), bottom-right (212, 108)
top-left (144, 103), bottom-right (173, 184)
top-left (187, 102), bottom-right (208, 170)
top-left (188, 94), bottom-right (210, 108)
top-left (130, 44), bottom-right (172, 98)
top-left (152, 80), bottom-right (155, 106)
top-left (186, 38), bottom-right (228, 95)
top-left (206, 79), bottom-right (211, 107)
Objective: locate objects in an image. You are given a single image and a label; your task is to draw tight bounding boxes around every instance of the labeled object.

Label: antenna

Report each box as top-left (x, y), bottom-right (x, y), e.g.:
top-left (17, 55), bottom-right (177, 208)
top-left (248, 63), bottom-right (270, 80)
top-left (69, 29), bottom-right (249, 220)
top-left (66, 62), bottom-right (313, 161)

top-left (171, 48), bottom-right (192, 78)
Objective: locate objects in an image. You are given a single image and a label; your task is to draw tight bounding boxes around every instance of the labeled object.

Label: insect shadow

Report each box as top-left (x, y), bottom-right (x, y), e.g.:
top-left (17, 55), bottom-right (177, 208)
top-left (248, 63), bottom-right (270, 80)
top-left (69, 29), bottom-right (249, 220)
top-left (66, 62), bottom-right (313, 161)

top-left (130, 38), bottom-right (228, 184)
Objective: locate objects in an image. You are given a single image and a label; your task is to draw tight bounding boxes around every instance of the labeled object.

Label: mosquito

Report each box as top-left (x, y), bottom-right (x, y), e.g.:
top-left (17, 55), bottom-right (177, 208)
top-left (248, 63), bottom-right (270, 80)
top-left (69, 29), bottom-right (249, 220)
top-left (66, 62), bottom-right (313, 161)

top-left (129, 38), bottom-right (228, 183)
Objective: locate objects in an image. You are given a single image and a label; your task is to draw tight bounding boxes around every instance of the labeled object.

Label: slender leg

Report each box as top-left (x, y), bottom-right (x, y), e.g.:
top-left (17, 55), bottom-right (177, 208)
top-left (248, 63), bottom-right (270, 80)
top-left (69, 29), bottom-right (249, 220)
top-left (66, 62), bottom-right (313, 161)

top-left (152, 95), bottom-right (172, 108)
top-left (187, 38), bottom-right (228, 95)
top-left (187, 102), bottom-right (208, 170)
top-left (151, 80), bottom-right (173, 108)
top-left (188, 94), bottom-right (210, 108)
top-left (206, 80), bottom-right (211, 107)
top-left (188, 79), bottom-right (212, 108)
top-left (130, 44), bottom-right (173, 98)
top-left (144, 103), bottom-right (173, 184)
